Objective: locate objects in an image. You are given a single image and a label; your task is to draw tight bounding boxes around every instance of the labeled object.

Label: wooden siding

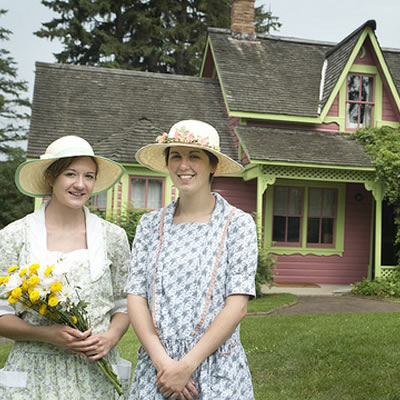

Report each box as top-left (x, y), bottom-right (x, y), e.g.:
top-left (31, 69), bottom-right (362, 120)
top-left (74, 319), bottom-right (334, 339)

top-left (382, 84), bottom-right (399, 122)
top-left (327, 94), bottom-right (339, 117)
top-left (272, 183), bottom-right (371, 284)
top-left (212, 177), bottom-right (257, 214)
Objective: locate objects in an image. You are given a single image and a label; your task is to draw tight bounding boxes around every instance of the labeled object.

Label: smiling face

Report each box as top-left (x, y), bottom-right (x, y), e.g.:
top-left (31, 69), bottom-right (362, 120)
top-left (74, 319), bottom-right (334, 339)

top-left (167, 146), bottom-right (217, 196)
top-left (48, 156), bottom-right (97, 209)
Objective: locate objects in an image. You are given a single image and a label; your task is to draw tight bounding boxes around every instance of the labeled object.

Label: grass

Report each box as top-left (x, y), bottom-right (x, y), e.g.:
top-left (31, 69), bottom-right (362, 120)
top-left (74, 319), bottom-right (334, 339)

top-left (248, 293), bottom-right (297, 313)
top-left (1, 294), bottom-right (399, 399)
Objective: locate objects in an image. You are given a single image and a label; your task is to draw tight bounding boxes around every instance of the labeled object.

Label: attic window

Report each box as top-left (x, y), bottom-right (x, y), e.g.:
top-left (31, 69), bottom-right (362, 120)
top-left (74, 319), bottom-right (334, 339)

top-left (346, 74), bottom-right (374, 130)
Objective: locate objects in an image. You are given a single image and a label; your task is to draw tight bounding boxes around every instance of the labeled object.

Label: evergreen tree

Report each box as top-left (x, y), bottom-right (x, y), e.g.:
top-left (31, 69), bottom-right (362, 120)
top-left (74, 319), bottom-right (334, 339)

top-left (35, 0), bottom-right (280, 75)
top-left (0, 9), bottom-right (33, 227)
top-left (0, 147), bottom-right (33, 229)
top-left (0, 9), bottom-right (30, 154)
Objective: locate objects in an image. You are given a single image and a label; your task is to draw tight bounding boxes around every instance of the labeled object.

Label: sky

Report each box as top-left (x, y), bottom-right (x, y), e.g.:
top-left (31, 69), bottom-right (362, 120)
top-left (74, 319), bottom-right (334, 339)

top-left (2, 0), bottom-right (400, 103)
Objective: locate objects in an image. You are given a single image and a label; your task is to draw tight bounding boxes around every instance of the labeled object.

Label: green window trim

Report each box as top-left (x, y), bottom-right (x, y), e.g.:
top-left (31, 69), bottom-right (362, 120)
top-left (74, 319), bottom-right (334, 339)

top-left (264, 180), bottom-right (345, 256)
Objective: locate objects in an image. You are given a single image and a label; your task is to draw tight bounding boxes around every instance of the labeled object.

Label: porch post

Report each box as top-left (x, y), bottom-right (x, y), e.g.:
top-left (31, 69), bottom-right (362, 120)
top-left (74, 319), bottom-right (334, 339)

top-left (256, 174), bottom-right (276, 244)
top-left (365, 181), bottom-right (384, 278)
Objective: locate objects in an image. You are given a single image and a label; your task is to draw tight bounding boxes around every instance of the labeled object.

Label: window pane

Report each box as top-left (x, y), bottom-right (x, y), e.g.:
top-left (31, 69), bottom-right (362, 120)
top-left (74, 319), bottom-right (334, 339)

top-left (287, 217), bottom-right (300, 242)
top-left (346, 103), bottom-right (359, 128)
top-left (96, 191), bottom-right (108, 208)
top-left (362, 76), bottom-right (373, 101)
top-left (309, 189), bottom-right (321, 217)
top-left (274, 187), bottom-right (288, 214)
top-left (147, 180), bottom-right (162, 209)
top-left (272, 216), bottom-right (286, 242)
top-left (307, 217), bottom-right (320, 243)
top-left (321, 218), bottom-right (334, 244)
top-left (131, 179), bottom-right (146, 208)
top-left (348, 75), bottom-right (360, 101)
top-left (360, 104), bottom-right (372, 128)
top-left (289, 188), bottom-right (302, 215)
top-left (322, 191), bottom-right (336, 217)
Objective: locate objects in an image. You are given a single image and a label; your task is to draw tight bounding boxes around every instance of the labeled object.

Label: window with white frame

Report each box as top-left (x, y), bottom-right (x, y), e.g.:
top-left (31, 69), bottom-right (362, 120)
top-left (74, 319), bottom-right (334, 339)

top-left (346, 73), bottom-right (374, 130)
top-left (130, 177), bottom-right (164, 209)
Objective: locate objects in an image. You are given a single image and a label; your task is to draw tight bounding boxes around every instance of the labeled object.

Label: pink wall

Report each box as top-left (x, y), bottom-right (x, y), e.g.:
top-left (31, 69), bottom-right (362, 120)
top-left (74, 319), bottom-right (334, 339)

top-left (212, 177), bottom-right (257, 214)
top-left (272, 183), bottom-right (372, 284)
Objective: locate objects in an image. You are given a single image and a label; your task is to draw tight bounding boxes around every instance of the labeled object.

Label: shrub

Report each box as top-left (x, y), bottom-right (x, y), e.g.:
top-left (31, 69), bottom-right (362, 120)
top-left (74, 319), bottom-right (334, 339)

top-left (351, 272), bottom-right (400, 298)
top-left (90, 207), bottom-right (149, 246)
top-left (255, 247), bottom-right (276, 296)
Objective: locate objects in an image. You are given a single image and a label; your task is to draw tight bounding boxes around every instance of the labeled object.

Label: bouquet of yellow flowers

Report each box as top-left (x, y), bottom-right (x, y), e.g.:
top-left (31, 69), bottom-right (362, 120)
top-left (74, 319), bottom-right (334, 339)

top-left (0, 260), bottom-right (124, 396)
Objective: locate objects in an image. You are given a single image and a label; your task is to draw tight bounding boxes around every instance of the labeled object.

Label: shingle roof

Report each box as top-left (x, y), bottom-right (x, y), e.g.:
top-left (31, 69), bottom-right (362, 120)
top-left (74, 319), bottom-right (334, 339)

top-left (235, 125), bottom-right (374, 168)
top-left (208, 29), bottom-right (330, 117)
top-left (28, 62), bottom-right (238, 164)
top-left (208, 20), bottom-right (400, 117)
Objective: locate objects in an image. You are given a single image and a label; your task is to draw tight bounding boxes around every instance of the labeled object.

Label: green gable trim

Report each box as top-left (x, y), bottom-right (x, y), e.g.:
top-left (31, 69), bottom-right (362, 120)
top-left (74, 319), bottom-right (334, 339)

top-left (369, 32), bottom-right (400, 110)
top-left (320, 29), bottom-right (371, 121)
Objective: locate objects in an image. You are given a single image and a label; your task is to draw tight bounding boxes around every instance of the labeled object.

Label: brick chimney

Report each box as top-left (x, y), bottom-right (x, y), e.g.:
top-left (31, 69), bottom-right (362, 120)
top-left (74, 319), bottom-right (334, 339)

top-left (231, 0), bottom-right (256, 39)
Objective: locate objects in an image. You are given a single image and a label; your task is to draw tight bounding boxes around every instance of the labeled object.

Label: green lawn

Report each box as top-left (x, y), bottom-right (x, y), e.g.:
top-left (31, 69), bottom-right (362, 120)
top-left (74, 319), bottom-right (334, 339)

top-left (1, 295), bottom-right (399, 400)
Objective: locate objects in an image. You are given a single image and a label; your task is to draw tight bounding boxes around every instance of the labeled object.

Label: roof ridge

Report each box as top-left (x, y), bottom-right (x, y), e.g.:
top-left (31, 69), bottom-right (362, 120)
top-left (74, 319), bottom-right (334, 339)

top-left (34, 62), bottom-right (215, 83)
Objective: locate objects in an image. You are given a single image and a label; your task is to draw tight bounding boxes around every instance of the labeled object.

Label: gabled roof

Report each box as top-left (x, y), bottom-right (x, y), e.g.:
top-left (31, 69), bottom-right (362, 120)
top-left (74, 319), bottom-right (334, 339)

top-left (235, 125), bottom-right (374, 168)
top-left (28, 62), bottom-right (239, 164)
top-left (206, 21), bottom-right (400, 119)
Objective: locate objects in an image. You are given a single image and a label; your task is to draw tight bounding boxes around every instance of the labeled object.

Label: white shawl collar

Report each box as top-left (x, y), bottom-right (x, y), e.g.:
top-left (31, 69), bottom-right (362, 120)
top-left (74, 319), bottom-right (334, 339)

top-left (29, 203), bottom-right (109, 281)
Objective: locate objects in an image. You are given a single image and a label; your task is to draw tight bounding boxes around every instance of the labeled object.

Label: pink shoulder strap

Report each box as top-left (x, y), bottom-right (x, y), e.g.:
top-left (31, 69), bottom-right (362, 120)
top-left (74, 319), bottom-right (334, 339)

top-left (151, 206), bottom-right (237, 336)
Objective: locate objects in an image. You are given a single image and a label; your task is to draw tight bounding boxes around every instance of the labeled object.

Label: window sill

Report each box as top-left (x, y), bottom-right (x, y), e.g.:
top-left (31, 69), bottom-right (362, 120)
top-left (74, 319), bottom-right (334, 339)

top-left (267, 246), bottom-right (344, 257)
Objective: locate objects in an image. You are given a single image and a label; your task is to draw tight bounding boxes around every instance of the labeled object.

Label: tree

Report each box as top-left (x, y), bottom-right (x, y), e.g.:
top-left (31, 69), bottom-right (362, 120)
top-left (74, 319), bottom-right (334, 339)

top-left (0, 9), bottom-right (30, 155)
top-left (35, 0), bottom-right (280, 75)
top-left (0, 147), bottom-right (33, 229)
top-left (352, 126), bottom-right (400, 264)
top-left (0, 10), bottom-right (33, 227)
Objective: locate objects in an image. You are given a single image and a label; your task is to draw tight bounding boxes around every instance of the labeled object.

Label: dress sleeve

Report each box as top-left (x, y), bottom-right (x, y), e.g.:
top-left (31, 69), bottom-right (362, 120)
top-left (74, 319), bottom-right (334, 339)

top-left (225, 211), bottom-right (258, 299)
top-left (107, 224), bottom-right (131, 315)
top-left (124, 214), bottom-right (151, 298)
top-left (0, 219), bottom-right (25, 316)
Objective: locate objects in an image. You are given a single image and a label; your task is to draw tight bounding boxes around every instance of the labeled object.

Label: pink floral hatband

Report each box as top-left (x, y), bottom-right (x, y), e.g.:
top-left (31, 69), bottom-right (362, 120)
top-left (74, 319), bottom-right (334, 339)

top-left (156, 127), bottom-right (221, 151)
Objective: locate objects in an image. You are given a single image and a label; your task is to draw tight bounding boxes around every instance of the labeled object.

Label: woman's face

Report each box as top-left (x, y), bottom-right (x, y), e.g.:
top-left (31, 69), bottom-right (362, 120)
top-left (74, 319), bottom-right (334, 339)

top-left (50, 156), bottom-right (97, 209)
top-left (167, 147), bottom-right (216, 195)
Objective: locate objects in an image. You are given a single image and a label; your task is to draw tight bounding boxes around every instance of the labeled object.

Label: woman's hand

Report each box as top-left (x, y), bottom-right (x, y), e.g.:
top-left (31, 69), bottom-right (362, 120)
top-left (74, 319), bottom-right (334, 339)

top-left (40, 324), bottom-right (92, 354)
top-left (156, 358), bottom-right (199, 399)
top-left (79, 330), bottom-right (116, 360)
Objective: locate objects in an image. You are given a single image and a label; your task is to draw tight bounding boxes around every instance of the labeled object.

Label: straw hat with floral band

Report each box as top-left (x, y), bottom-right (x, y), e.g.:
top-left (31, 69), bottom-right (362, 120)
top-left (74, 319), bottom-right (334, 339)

top-left (15, 135), bottom-right (125, 198)
top-left (135, 119), bottom-right (244, 176)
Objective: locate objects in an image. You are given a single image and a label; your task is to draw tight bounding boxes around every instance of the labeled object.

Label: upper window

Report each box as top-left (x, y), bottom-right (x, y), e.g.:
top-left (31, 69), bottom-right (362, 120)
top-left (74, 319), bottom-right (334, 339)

top-left (346, 74), bottom-right (374, 130)
top-left (130, 177), bottom-right (164, 209)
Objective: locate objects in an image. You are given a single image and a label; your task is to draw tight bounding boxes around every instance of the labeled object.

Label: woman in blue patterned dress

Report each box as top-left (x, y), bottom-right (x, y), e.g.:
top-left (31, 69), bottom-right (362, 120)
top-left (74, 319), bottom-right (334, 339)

top-left (125, 120), bottom-right (258, 400)
top-left (0, 135), bottom-right (131, 399)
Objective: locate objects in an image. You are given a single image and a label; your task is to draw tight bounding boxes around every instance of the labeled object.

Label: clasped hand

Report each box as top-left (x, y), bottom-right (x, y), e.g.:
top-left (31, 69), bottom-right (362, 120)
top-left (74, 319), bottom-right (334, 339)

top-left (46, 324), bottom-right (114, 360)
top-left (156, 358), bottom-right (200, 400)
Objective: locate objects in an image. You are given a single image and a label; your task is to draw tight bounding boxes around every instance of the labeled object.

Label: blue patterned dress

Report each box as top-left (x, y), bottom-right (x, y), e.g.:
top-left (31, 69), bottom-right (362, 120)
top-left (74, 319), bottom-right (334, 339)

top-left (125, 193), bottom-right (257, 399)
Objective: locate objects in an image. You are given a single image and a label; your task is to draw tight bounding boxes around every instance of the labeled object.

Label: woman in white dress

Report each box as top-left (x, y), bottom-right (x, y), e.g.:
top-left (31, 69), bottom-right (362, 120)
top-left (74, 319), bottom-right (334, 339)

top-left (0, 135), bottom-right (131, 399)
top-left (125, 120), bottom-right (258, 399)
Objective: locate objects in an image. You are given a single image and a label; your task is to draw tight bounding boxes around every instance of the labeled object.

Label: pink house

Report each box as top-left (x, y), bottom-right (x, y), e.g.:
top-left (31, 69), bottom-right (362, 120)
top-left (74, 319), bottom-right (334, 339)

top-left (27, 1), bottom-right (400, 284)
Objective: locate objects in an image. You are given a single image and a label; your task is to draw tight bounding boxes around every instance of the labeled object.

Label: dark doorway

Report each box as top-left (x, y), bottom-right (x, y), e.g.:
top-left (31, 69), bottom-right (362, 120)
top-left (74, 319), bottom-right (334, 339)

top-left (381, 202), bottom-right (399, 265)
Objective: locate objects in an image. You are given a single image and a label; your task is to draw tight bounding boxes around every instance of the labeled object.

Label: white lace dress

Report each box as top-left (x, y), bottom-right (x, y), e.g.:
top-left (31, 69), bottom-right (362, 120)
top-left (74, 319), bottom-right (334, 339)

top-left (0, 206), bottom-right (130, 400)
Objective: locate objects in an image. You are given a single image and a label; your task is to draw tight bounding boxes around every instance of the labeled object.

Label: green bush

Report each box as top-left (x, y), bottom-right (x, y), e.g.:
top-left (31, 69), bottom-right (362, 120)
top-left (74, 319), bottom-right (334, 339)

top-left (351, 272), bottom-right (400, 298)
top-left (255, 247), bottom-right (276, 296)
top-left (106, 208), bottom-right (149, 246)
